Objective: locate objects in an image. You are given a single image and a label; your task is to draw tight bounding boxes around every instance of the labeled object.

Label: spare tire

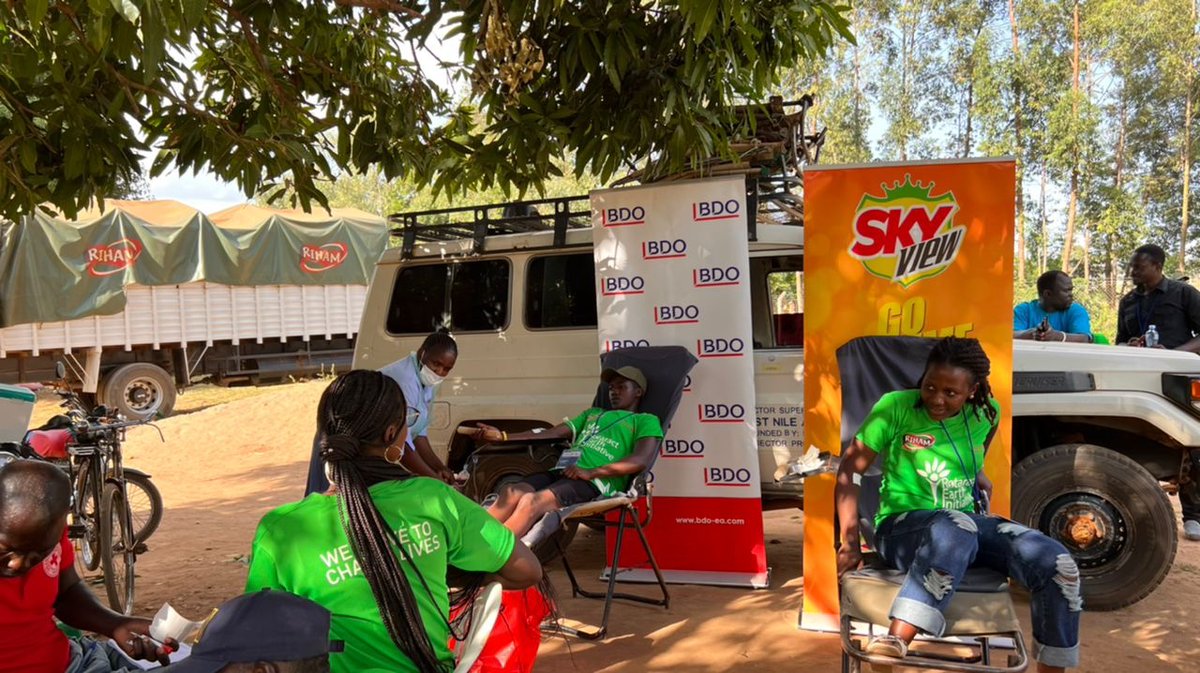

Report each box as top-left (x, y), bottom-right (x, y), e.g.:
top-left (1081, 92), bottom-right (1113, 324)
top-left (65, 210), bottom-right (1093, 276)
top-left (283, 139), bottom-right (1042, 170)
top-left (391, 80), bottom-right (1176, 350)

top-left (1012, 443), bottom-right (1177, 611)
top-left (101, 363), bottom-right (176, 420)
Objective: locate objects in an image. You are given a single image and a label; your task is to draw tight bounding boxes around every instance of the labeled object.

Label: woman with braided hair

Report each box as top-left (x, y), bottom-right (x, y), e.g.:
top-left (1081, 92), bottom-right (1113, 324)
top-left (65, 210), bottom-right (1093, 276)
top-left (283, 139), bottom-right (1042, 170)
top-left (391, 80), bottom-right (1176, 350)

top-left (247, 370), bottom-right (542, 673)
top-left (835, 337), bottom-right (1083, 672)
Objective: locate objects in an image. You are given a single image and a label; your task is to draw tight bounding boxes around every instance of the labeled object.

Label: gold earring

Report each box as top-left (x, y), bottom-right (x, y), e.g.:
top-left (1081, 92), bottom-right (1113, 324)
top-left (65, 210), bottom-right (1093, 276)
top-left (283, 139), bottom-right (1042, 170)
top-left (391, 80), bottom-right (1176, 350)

top-left (384, 444), bottom-right (403, 465)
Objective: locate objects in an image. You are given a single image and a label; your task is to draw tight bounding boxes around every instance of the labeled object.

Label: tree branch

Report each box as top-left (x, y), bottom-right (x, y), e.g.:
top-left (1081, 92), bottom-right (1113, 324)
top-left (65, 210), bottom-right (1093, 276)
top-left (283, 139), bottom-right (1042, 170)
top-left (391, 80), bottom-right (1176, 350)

top-left (334, 0), bottom-right (423, 19)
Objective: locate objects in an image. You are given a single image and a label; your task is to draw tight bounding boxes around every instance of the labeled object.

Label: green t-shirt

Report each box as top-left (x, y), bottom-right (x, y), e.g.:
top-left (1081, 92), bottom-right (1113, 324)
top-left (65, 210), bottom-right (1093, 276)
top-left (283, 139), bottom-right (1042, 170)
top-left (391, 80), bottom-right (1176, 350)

top-left (855, 390), bottom-right (1000, 527)
top-left (245, 478), bottom-right (515, 673)
top-left (563, 408), bottom-right (664, 496)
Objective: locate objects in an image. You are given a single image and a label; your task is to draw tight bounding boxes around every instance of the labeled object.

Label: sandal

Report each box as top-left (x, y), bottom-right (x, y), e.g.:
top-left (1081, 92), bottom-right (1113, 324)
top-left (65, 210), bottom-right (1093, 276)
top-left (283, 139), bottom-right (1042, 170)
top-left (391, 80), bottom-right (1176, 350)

top-left (865, 634), bottom-right (909, 659)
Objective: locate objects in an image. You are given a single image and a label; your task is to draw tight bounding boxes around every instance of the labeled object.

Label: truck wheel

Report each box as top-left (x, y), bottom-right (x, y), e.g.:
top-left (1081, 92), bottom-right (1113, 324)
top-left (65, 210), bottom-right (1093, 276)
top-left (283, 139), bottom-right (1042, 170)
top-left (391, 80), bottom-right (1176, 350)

top-left (101, 363), bottom-right (177, 419)
top-left (1012, 443), bottom-right (1177, 611)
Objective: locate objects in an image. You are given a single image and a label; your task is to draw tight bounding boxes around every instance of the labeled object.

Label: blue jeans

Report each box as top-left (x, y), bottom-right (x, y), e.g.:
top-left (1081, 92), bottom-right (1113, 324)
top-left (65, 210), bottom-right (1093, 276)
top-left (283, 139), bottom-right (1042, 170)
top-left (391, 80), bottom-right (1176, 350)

top-left (876, 510), bottom-right (1082, 668)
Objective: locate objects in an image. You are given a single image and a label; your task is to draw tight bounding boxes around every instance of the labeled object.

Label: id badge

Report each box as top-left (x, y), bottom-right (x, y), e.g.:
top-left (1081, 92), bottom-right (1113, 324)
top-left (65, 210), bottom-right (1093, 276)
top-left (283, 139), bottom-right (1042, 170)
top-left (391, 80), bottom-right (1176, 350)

top-left (554, 449), bottom-right (582, 471)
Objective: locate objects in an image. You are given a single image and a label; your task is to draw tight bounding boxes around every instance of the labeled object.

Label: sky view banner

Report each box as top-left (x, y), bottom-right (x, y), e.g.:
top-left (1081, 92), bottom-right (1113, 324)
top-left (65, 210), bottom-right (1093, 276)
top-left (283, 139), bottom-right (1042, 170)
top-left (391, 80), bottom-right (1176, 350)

top-left (592, 176), bottom-right (768, 588)
top-left (800, 159), bottom-right (1016, 629)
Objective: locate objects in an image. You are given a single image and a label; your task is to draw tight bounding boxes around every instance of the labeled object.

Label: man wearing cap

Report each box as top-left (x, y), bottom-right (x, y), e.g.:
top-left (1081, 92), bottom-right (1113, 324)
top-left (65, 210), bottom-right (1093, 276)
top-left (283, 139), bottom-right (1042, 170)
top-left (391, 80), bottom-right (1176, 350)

top-left (160, 590), bottom-right (334, 673)
top-left (473, 366), bottom-right (663, 537)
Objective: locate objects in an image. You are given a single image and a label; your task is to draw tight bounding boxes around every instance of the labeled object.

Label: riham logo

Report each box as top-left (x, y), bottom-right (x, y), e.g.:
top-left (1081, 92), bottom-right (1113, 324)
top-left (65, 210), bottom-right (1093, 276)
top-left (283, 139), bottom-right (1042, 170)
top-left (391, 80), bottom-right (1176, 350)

top-left (692, 199), bottom-right (741, 222)
top-left (600, 206), bottom-right (646, 227)
top-left (655, 305), bottom-right (700, 325)
top-left (661, 438), bottom-right (705, 458)
top-left (86, 238), bottom-right (143, 277)
top-left (705, 466), bottom-right (753, 487)
top-left (301, 243), bottom-right (348, 273)
top-left (697, 338), bottom-right (745, 358)
top-left (601, 275), bottom-right (646, 296)
top-left (642, 239), bottom-right (688, 260)
top-left (903, 433), bottom-right (936, 452)
top-left (849, 175), bottom-right (964, 287)
top-left (605, 338), bottom-right (650, 351)
top-left (693, 266), bottom-right (741, 287)
top-left (699, 403), bottom-right (745, 424)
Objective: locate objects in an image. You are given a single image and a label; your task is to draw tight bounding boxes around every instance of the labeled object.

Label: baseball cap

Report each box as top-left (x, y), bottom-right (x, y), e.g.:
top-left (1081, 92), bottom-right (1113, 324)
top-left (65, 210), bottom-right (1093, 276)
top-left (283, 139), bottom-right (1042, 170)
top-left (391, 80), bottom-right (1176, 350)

top-left (601, 365), bottom-right (647, 392)
top-left (161, 590), bottom-right (335, 673)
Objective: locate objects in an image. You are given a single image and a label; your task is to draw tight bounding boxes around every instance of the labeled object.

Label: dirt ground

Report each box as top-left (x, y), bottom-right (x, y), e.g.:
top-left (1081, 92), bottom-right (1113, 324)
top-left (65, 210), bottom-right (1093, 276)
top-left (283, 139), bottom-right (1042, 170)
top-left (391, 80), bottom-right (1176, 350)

top-left (52, 380), bottom-right (1200, 672)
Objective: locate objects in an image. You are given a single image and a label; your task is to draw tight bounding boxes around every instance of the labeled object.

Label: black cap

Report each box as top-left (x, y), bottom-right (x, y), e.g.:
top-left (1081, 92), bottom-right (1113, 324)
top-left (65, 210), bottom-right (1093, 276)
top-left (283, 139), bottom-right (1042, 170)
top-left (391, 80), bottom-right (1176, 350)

top-left (161, 590), bottom-right (333, 673)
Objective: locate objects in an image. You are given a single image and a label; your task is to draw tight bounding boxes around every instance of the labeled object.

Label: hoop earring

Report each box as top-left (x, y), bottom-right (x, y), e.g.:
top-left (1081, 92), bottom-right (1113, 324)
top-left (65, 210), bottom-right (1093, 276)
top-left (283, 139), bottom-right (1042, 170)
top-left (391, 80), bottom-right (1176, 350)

top-left (384, 444), bottom-right (404, 465)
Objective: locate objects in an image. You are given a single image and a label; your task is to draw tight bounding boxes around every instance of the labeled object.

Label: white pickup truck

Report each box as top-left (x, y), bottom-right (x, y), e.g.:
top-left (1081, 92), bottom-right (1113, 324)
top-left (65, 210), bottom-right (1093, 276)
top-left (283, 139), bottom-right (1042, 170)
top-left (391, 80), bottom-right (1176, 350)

top-left (353, 195), bottom-right (1198, 612)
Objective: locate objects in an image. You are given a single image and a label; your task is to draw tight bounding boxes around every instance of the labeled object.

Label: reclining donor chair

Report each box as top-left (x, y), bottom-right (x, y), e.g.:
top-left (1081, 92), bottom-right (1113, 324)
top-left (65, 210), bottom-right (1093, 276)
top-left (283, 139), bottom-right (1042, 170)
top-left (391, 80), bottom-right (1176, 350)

top-left (472, 345), bottom-right (697, 640)
top-left (835, 336), bottom-right (1030, 673)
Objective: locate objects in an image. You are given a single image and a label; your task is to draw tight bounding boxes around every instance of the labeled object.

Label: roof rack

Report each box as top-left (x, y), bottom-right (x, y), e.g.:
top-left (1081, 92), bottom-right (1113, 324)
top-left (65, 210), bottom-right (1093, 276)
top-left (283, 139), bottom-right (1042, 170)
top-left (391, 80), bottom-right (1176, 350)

top-left (389, 196), bottom-right (593, 258)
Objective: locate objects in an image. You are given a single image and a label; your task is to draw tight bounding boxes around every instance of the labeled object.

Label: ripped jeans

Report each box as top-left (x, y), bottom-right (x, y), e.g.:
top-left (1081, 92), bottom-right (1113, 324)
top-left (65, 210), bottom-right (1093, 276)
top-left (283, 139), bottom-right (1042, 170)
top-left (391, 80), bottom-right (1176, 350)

top-left (876, 510), bottom-right (1082, 668)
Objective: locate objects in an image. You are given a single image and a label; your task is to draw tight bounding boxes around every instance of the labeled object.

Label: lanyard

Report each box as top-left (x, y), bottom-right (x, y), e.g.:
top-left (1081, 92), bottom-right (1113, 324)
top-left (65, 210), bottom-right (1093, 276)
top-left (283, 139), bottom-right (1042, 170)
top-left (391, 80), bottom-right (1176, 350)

top-left (939, 415), bottom-right (982, 509)
top-left (1136, 292), bottom-right (1161, 335)
top-left (577, 410), bottom-right (631, 446)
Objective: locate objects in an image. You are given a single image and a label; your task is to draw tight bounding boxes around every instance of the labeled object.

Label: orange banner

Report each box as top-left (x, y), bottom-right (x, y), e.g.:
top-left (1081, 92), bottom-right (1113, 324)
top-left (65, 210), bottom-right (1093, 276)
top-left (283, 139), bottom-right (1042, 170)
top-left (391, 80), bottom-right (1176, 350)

top-left (800, 159), bottom-right (1015, 630)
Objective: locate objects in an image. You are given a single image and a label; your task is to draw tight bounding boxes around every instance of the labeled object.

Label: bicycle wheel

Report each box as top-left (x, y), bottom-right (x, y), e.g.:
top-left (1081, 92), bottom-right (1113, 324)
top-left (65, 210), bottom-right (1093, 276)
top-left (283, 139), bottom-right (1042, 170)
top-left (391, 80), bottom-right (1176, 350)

top-left (99, 482), bottom-right (136, 615)
top-left (74, 463), bottom-right (102, 572)
top-left (123, 471), bottom-right (164, 544)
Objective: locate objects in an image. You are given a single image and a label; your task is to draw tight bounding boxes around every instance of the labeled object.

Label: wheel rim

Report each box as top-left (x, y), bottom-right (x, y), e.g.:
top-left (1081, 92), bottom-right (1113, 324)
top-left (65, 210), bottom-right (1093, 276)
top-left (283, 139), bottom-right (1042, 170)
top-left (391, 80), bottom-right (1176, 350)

top-left (110, 490), bottom-right (135, 614)
top-left (124, 377), bottom-right (164, 415)
top-left (125, 481), bottom-right (154, 542)
top-left (1038, 492), bottom-right (1130, 571)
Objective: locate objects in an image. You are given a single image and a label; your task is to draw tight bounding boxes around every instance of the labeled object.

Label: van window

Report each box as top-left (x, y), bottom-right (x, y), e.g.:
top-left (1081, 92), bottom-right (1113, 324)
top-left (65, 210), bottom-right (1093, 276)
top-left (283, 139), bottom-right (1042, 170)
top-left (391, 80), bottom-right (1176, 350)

top-left (525, 253), bottom-right (598, 329)
top-left (767, 270), bottom-right (804, 347)
top-left (386, 259), bottom-right (511, 334)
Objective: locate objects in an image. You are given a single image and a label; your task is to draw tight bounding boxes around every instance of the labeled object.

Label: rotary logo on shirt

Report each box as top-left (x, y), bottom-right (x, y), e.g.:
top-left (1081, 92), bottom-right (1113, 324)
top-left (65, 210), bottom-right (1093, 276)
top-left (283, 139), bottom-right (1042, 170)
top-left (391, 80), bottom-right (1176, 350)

top-left (902, 433), bottom-right (935, 452)
top-left (42, 544), bottom-right (62, 578)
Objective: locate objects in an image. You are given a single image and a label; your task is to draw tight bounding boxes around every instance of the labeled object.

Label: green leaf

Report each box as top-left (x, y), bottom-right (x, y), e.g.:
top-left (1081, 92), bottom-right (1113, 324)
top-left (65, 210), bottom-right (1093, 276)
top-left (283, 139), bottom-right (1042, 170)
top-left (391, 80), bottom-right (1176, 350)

top-left (141, 2), bottom-right (165, 78)
top-left (109, 0), bottom-right (140, 22)
top-left (26, 0), bottom-right (49, 28)
top-left (693, 0), bottom-right (720, 42)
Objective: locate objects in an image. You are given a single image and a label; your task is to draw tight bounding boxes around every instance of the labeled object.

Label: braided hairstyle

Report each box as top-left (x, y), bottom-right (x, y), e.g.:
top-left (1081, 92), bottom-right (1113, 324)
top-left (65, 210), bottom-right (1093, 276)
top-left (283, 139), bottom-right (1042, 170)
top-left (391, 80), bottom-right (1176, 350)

top-left (317, 370), bottom-right (446, 672)
top-left (921, 336), bottom-right (998, 426)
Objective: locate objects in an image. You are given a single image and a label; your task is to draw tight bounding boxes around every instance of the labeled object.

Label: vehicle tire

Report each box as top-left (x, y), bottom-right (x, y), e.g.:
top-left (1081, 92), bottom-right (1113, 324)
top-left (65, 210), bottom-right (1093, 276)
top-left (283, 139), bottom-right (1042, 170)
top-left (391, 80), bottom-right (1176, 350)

top-left (123, 470), bottom-right (164, 544)
top-left (464, 448), bottom-right (559, 503)
top-left (101, 363), bottom-right (176, 419)
top-left (74, 465), bottom-right (102, 572)
top-left (1012, 443), bottom-right (1177, 611)
top-left (99, 482), bottom-right (136, 615)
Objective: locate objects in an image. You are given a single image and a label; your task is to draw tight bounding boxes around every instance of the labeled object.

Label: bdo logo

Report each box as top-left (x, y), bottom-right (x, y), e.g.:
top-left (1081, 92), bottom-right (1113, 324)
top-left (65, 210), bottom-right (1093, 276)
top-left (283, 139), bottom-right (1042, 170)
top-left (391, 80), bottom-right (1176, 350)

top-left (705, 466), bottom-right (753, 487)
top-left (600, 206), bottom-right (646, 227)
top-left (692, 199), bottom-right (741, 222)
top-left (682, 374), bottom-right (693, 392)
top-left (692, 266), bottom-right (741, 287)
top-left (699, 403), bottom-right (745, 424)
top-left (600, 275), bottom-right (646, 296)
top-left (849, 174), bottom-right (965, 288)
top-left (660, 439), bottom-right (705, 458)
top-left (642, 239), bottom-right (688, 260)
top-left (655, 305), bottom-right (700, 325)
top-left (605, 339), bottom-right (650, 352)
top-left (697, 338), bottom-right (745, 358)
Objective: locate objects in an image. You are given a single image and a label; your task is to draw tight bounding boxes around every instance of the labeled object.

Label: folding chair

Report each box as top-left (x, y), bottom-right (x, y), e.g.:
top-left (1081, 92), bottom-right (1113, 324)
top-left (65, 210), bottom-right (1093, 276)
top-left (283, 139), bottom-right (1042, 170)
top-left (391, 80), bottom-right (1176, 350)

top-left (834, 336), bottom-right (1030, 673)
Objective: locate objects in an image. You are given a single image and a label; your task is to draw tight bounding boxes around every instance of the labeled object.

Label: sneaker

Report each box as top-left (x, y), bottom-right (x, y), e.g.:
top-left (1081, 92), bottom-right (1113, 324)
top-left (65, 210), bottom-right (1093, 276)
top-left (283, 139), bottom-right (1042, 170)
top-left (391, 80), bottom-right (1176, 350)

top-left (864, 635), bottom-right (908, 659)
top-left (1184, 520), bottom-right (1200, 541)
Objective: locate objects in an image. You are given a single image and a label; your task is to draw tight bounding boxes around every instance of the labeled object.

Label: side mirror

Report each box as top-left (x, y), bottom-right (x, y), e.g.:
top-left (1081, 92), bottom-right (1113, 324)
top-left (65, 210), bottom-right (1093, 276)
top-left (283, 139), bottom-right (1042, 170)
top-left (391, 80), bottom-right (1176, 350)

top-left (54, 362), bottom-right (66, 380)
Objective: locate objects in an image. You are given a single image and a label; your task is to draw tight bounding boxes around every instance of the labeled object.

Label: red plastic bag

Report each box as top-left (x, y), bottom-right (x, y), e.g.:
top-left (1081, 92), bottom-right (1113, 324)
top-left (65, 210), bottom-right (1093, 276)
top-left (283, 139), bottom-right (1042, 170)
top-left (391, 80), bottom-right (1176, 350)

top-left (451, 586), bottom-right (550, 673)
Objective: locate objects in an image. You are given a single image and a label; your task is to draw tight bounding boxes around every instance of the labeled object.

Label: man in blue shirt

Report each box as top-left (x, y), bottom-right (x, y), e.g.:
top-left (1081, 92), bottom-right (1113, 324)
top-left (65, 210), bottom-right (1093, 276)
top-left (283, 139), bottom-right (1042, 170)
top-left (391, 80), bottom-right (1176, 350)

top-left (1014, 270), bottom-right (1093, 343)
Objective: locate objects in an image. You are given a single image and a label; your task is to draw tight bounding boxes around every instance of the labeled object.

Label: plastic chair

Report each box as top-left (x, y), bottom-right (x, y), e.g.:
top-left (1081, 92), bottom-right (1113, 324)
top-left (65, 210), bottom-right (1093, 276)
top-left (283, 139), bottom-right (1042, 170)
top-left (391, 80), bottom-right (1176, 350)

top-left (452, 581), bottom-right (504, 673)
top-left (834, 336), bottom-right (1030, 673)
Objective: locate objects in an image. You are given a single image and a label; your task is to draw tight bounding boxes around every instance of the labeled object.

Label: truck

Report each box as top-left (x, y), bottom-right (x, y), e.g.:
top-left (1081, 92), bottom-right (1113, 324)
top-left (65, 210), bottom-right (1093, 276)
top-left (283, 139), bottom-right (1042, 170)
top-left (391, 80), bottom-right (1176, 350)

top-left (352, 193), bottom-right (1197, 612)
top-left (0, 201), bottom-right (386, 418)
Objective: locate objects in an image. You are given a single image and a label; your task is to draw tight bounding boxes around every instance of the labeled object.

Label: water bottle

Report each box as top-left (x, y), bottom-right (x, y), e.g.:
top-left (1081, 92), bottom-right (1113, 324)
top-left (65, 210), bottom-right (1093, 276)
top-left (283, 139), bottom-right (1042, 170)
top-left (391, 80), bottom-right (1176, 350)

top-left (1145, 325), bottom-right (1160, 348)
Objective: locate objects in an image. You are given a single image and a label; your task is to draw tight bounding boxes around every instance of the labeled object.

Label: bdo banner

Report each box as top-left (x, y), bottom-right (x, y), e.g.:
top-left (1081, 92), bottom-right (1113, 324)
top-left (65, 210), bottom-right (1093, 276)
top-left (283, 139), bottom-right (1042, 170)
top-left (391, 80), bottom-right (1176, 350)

top-left (800, 159), bottom-right (1015, 629)
top-left (592, 176), bottom-right (768, 587)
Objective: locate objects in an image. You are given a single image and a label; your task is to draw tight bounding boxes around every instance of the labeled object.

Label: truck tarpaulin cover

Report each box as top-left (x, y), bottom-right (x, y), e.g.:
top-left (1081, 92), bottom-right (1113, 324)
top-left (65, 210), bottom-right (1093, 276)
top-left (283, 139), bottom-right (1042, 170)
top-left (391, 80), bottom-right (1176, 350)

top-left (0, 202), bottom-right (388, 328)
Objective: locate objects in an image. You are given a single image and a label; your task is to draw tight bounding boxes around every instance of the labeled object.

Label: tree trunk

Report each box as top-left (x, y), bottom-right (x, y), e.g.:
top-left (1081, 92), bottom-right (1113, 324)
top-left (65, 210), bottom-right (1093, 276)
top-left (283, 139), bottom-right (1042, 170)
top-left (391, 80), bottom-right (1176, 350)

top-left (1062, 0), bottom-right (1082, 271)
top-left (1183, 0), bottom-right (1195, 275)
top-left (1040, 161), bottom-right (1049, 275)
top-left (1008, 0), bottom-right (1026, 283)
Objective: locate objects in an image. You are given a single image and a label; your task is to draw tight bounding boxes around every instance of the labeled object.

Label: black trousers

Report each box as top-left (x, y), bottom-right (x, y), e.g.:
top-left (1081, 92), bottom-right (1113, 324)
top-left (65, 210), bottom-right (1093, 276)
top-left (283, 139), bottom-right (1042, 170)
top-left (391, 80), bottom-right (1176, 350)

top-left (1181, 449), bottom-right (1200, 522)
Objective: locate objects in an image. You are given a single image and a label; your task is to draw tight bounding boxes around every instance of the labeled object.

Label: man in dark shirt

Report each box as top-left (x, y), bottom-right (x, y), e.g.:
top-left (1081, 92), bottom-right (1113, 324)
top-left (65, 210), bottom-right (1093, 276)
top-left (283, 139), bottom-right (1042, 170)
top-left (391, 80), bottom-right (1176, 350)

top-left (1116, 244), bottom-right (1200, 351)
top-left (1116, 243), bottom-right (1200, 541)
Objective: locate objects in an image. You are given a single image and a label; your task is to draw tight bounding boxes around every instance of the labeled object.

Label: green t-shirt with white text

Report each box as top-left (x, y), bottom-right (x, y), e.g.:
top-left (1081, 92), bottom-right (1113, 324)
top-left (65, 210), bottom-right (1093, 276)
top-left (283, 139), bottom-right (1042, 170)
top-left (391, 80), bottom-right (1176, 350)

top-left (563, 408), bottom-right (663, 496)
top-left (856, 389), bottom-right (1000, 527)
top-left (245, 478), bottom-right (515, 673)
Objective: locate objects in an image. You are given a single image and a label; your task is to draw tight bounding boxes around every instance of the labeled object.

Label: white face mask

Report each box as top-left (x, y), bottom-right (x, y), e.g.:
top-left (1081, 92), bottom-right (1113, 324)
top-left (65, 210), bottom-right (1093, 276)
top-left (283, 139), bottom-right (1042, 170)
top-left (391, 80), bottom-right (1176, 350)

top-left (419, 364), bottom-right (445, 387)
